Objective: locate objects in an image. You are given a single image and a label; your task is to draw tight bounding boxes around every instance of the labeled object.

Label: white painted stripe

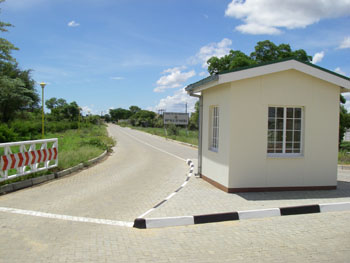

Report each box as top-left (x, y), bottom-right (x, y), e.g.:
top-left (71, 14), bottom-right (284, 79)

top-left (138, 208), bottom-right (155, 219)
top-left (118, 128), bottom-right (186, 162)
top-left (0, 207), bottom-right (133, 227)
top-left (238, 208), bottom-right (281, 220)
top-left (166, 192), bottom-right (176, 200)
top-left (146, 216), bottom-right (194, 228)
top-left (181, 181), bottom-right (188, 187)
top-left (14, 153), bottom-right (19, 168)
top-left (319, 202), bottom-right (350, 213)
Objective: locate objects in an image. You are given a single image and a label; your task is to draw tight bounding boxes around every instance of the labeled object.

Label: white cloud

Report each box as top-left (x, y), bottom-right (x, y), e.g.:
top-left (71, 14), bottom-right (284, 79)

top-left (68, 21), bottom-right (80, 27)
top-left (81, 106), bottom-right (94, 115)
top-left (225, 0), bottom-right (350, 35)
top-left (311, 51), bottom-right (325, 64)
top-left (339, 36), bottom-right (350, 49)
top-left (110, 76), bottom-right (124, 80)
top-left (154, 67), bottom-right (195, 93)
top-left (153, 88), bottom-right (198, 113)
top-left (191, 38), bottom-right (232, 68)
top-left (335, 67), bottom-right (346, 76)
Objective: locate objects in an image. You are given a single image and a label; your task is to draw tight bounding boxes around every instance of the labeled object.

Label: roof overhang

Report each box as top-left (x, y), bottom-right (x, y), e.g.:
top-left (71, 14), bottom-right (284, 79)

top-left (186, 59), bottom-right (350, 95)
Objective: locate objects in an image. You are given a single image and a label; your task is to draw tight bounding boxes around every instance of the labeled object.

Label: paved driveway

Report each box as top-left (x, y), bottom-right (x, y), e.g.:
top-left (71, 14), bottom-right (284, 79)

top-left (0, 124), bottom-right (349, 262)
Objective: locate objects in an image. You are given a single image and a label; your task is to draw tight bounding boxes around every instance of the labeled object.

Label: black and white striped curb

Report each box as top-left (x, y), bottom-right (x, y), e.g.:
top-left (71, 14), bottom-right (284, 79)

top-left (133, 202), bottom-right (350, 229)
top-left (136, 159), bottom-right (195, 219)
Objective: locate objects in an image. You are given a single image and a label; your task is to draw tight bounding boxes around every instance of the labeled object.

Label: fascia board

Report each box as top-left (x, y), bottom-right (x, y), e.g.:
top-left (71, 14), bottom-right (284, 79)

top-left (218, 60), bottom-right (350, 90)
top-left (190, 79), bottom-right (219, 93)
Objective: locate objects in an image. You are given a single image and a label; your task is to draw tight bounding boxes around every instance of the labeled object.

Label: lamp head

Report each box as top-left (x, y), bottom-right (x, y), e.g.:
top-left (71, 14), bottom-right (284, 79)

top-left (40, 82), bottom-right (46, 88)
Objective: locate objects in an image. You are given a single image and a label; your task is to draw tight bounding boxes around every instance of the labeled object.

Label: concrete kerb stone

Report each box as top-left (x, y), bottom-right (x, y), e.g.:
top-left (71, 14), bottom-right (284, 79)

top-left (0, 150), bottom-right (108, 195)
top-left (133, 202), bottom-right (350, 229)
top-left (338, 164), bottom-right (350, 170)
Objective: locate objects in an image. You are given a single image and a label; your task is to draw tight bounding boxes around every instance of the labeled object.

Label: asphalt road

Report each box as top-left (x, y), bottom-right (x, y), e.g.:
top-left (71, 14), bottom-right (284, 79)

top-left (0, 124), bottom-right (349, 262)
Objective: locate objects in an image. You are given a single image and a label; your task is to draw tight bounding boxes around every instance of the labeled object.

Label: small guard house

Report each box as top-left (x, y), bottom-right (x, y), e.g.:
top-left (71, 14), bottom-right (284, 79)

top-left (186, 59), bottom-right (350, 192)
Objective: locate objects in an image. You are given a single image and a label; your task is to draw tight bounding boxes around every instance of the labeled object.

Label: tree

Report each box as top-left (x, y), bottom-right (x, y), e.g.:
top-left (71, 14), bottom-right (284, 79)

top-left (109, 108), bottom-right (132, 122)
top-left (45, 97), bottom-right (67, 110)
top-left (208, 50), bottom-right (254, 75)
top-left (188, 101), bottom-right (199, 130)
top-left (130, 110), bottom-right (156, 127)
top-left (0, 63), bottom-right (39, 122)
top-left (339, 95), bottom-right (350, 145)
top-left (129, 105), bottom-right (141, 115)
top-left (0, 3), bottom-right (39, 122)
top-left (0, 0), bottom-right (18, 65)
top-left (46, 97), bottom-right (80, 121)
top-left (207, 40), bottom-right (312, 75)
top-left (250, 40), bottom-right (312, 64)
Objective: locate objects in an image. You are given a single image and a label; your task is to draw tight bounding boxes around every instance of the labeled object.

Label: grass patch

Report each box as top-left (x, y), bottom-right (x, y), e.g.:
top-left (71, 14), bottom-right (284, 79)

top-left (0, 124), bottom-right (115, 186)
top-left (119, 124), bottom-right (198, 146)
top-left (338, 151), bottom-right (350, 165)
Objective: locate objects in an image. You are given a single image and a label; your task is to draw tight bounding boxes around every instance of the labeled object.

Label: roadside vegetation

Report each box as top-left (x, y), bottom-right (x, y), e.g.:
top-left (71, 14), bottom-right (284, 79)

top-left (119, 123), bottom-right (198, 146)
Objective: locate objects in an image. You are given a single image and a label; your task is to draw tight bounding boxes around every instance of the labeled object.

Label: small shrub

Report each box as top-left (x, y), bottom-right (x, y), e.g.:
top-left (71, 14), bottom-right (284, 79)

top-left (340, 141), bottom-right (350, 152)
top-left (0, 124), bottom-right (17, 143)
top-left (167, 124), bottom-right (179, 136)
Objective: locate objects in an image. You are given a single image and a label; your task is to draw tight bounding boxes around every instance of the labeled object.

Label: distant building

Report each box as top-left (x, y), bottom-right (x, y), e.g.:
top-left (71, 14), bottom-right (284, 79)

top-left (344, 129), bottom-right (350, 142)
top-left (186, 59), bottom-right (350, 192)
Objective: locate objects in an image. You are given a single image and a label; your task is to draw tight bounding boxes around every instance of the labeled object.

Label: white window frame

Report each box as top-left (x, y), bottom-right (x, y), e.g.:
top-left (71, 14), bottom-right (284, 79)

top-left (267, 106), bottom-right (304, 158)
top-left (209, 106), bottom-right (219, 152)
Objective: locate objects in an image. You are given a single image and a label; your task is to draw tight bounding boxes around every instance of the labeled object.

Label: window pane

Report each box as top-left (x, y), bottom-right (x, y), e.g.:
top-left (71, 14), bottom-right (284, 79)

top-left (267, 142), bottom-right (274, 149)
top-left (293, 148), bottom-right (301, 153)
top-left (267, 149), bottom-right (275, 153)
top-left (268, 107), bottom-right (276, 117)
top-left (276, 119), bottom-right (284, 129)
top-left (286, 142), bottom-right (293, 149)
top-left (276, 142), bottom-right (283, 149)
top-left (277, 107), bottom-right (284, 118)
top-left (286, 149), bottom-right (293, 153)
top-left (294, 119), bottom-right (301, 130)
top-left (276, 131), bottom-right (283, 141)
top-left (287, 108), bottom-right (293, 118)
top-left (286, 119), bottom-right (293, 130)
top-left (286, 131), bottom-right (293, 142)
top-left (275, 149), bottom-right (283, 153)
top-left (295, 108), bottom-right (301, 118)
top-left (294, 143), bottom-right (300, 151)
top-left (268, 131), bottom-right (275, 141)
top-left (294, 131), bottom-right (301, 142)
top-left (268, 118), bottom-right (275, 129)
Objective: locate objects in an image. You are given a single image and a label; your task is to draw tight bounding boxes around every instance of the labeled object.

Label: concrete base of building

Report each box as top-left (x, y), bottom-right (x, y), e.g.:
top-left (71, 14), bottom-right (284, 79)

top-left (201, 174), bottom-right (337, 193)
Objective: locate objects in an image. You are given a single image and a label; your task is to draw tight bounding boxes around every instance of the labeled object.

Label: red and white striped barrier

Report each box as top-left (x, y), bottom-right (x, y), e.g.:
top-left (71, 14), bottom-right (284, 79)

top-left (0, 138), bottom-right (58, 181)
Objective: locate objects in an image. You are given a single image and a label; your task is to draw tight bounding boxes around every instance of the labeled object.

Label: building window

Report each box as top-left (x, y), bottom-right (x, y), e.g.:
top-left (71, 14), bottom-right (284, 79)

top-left (267, 106), bottom-right (303, 156)
top-left (209, 106), bottom-right (219, 152)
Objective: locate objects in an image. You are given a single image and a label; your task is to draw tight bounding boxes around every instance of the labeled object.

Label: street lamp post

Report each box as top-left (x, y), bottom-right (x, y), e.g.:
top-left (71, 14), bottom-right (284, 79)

top-left (40, 82), bottom-right (46, 139)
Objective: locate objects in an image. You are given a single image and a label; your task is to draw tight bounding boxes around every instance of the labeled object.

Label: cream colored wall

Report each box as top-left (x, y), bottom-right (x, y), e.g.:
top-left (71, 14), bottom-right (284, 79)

top-left (225, 69), bottom-right (339, 188)
top-left (202, 84), bottom-right (231, 187)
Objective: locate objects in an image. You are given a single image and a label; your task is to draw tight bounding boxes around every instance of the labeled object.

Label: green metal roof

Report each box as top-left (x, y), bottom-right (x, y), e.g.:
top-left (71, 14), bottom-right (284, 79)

top-left (185, 57), bottom-right (350, 93)
top-left (185, 74), bottom-right (218, 92)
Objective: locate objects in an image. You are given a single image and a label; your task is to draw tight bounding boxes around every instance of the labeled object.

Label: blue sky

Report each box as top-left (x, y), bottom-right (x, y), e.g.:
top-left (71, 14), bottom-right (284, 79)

top-left (2, 0), bottom-right (350, 114)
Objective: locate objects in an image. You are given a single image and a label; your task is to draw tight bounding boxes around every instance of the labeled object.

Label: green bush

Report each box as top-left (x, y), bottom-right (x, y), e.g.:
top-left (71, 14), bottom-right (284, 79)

top-left (340, 141), bottom-right (350, 151)
top-left (167, 124), bottom-right (179, 136)
top-left (0, 124), bottom-right (17, 143)
top-left (10, 120), bottom-right (41, 140)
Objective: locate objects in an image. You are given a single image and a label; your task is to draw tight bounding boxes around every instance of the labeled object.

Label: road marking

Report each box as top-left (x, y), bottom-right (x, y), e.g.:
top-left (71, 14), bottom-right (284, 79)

top-left (0, 207), bottom-right (133, 227)
top-left (117, 127), bottom-right (186, 162)
top-left (136, 159), bottom-right (195, 219)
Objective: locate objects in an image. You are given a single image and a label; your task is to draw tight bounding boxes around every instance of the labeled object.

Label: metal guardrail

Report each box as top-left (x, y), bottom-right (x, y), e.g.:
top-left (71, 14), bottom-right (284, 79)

top-left (0, 138), bottom-right (58, 182)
